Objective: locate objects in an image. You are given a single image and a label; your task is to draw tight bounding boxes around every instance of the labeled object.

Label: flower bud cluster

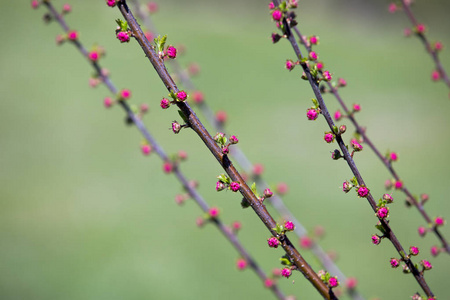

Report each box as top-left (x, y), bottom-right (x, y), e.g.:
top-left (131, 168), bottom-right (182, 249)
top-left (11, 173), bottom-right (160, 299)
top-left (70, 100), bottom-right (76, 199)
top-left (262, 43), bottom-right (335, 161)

top-left (213, 132), bottom-right (239, 155)
top-left (215, 173), bottom-right (240, 193)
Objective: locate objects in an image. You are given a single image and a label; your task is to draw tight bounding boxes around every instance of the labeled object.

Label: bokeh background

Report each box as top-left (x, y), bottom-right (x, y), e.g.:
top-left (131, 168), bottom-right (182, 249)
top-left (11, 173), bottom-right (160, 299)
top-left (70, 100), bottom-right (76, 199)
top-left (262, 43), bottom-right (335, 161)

top-left (2, 0), bottom-right (450, 299)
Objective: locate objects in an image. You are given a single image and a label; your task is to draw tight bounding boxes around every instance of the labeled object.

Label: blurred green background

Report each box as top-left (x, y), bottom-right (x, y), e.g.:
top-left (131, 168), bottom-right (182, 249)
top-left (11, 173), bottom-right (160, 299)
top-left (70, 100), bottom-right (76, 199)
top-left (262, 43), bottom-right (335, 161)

top-left (2, 0), bottom-right (450, 299)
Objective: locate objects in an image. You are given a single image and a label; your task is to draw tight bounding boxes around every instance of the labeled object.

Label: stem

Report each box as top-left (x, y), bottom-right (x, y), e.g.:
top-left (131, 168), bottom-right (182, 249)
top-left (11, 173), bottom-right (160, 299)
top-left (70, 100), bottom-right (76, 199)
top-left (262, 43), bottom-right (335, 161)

top-left (293, 15), bottom-right (450, 255)
top-left (128, 2), bottom-right (364, 299)
top-left (115, 1), bottom-right (337, 299)
top-left (41, 2), bottom-right (286, 299)
top-left (272, 0), bottom-right (434, 297)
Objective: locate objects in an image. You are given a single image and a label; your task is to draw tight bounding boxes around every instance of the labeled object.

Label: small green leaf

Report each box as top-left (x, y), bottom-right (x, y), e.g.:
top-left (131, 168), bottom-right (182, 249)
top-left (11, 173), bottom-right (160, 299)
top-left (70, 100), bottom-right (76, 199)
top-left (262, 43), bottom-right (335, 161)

top-left (311, 98), bottom-right (319, 108)
top-left (280, 258), bottom-right (290, 266)
top-left (351, 176), bottom-right (358, 186)
top-left (251, 182), bottom-right (260, 198)
top-left (375, 223), bottom-right (386, 235)
top-left (115, 19), bottom-right (128, 32)
top-left (332, 126), bottom-right (339, 134)
top-left (217, 173), bottom-right (230, 184)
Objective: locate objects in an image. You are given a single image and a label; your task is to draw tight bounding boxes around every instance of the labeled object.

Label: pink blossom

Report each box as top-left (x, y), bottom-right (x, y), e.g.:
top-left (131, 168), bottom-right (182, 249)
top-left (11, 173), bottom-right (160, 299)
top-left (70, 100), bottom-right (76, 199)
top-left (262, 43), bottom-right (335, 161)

top-left (67, 30), bottom-right (78, 41)
top-left (31, 0), bottom-right (39, 9)
top-left (316, 62), bottom-right (324, 70)
top-left (117, 31), bottom-right (130, 43)
top-left (264, 188), bottom-right (273, 198)
top-left (346, 277), bottom-right (357, 290)
top-left (416, 23), bottom-right (426, 34)
top-left (418, 226), bottom-right (427, 237)
top-left (286, 60), bottom-right (295, 71)
top-left (353, 103), bottom-right (361, 112)
top-left (323, 70), bottom-right (332, 81)
top-left (163, 162), bottom-right (173, 173)
top-left (140, 103), bottom-right (149, 113)
top-left (371, 234), bottom-right (381, 245)
top-left (343, 181), bottom-right (352, 193)
top-left (166, 46), bottom-right (177, 59)
top-left (178, 150), bottom-right (188, 161)
top-left (324, 133), bottom-right (334, 143)
top-left (141, 144), bottom-right (152, 156)
top-left (216, 181), bottom-right (225, 192)
top-left (383, 193), bottom-right (393, 203)
top-left (62, 4), bottom-right (71, 13)
top-left (175, 194), bottom-right (185, 206)
top-left (309, 35), bottom-right (318, 45)
top-left (434, 216), bottom-right (445, 226)
top-left (338, 78), bottom-right (347, 87)
top-left (160, 98), bottom-right (170, 109)
top-left (328, 277), bottom-right (339, 288)
top-left (229, 135), bottom-right (238, 144)
top-left (192, 91), bottom-right (204, 103)
top-left (268, 2), bottom-right (275, 10)
top-left (390, 152), bottom-right (398, 161)
top-left (232, 221), bottom-right (242, 231)
top-left (268, 237), bottom-right (279, 248)
top-left (252, 164), bottom-right (264, 176)
top-left (351, 139), bottom-right (363, 151)
top-left (357, 186), bottom-right (369, 198)
top-left (272, 10), bottom-right (282, 21)
top-left (376, 206), bottom-right (389, 219)
top-left (430, 246), bottom-right (439, 257)
top-left (390, 258), bottom-right (400, 268)
top-left (434, 41), bottom-right (443, 51)
top-left (103, 97), bottom-right (113, 108)
top-left (409, 246), bottom-right (419, 256)
top-left (281, 268), bottom-right (292, 278)
top-left (216, 110), bottom-right (227, 123)
top-left (306, 108), bottom-right (318, 120)
top-left (147, 2), bottom-right (158, 13)
top-left (394, 180), bottom-right (403, 189)
top-left (196, 217), bottom-right (204, 227)
top-left (236, 258), bottom-right (247, 270)
top-left (230, 182), bottom-right (240, 192)
top-left (89, 51), bottom-right (99, 61)
top-left (106, 0), bottom-right (116, 7)
top-left (421, 260), bottom-right (432, 270)
top-left (176, 90), bottom-right (187, 101)
top-left (276, 182), bottom-right (288, 195)
top-left (431, 70), bottom-right (441, 81)
top-left (209, 207), bottom-right (219, 218)
top-left (388, 3), bottom-right (397, 13)
top-left (172, 121), bottom-right (181, 134)
top-left (334, 110), bottom-right (342, 121)
top-left (264, 278), bottom-right (274, 288)
top-left (120, 89), bottom-right (131, 100)
top-left (299, 236), bottom-right (312, 249)
top-left (309, 51), bottom-right (318, 61)
top-left (284, 221), bottom-right (295, 231)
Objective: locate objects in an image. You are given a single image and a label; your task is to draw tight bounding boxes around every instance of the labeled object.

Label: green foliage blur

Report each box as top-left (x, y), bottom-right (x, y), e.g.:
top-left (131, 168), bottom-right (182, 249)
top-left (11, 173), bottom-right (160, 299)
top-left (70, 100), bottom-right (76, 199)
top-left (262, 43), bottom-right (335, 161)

top-left (1, 0), bottom-right (450, 299)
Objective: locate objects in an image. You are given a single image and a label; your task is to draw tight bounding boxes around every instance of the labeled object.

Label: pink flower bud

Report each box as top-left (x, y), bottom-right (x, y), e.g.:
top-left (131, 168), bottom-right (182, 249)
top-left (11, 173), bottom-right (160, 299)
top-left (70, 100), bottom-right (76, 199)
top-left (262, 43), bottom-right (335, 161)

top-left (272, 10), bottom-right (282, 21)
top-left (299, 236), bottom-right (312, 249)
top-left (117, 31), bottom-right (130, 43)
top-left (253, 164), bottom-right (264, 176)
top-left (139, 103), bottom-right (149, 114)
top-left (67, 30), bottom-right (78, 41)
top-left (236, 258), bottom-right (247, 270)
top-left (271, 33), bottom-right (282, 43)
top-left (141, 144), bottom-right (152, 155)
top-left (192, 91), bottom-right (204, 104)
top-left (215, 110), bottom-right (227, 123)
top-left (430, 246), bottom-right (440, 257)
top-left (346, 277), bottom-right (357, 290)
top-left (376, 206), bottom-right (389, 219)
top-left (404, 28), bottom-right (412, 37)
top-left (383, 194), bottom-right (393, 203)
top-left (409, 246), bottom-right (419, 256)
top-left (418, 226), bottom-right (427, 237)
top-left (324, 133), bottom-right (334, 143)
top-left (328, 277), bottom-right (339, 288)
top-left (216, 181), bottom-right (225, 191)
top-left (353, 104), bottom-right (361, 112)
top-left (166, 46), bottom-right (177, 59)
top-left (172, 121), bottom-right (181, 134)
top-left (343, 181), bottom-right (353, 193)
top-left (316, 62), bottom-right (324, 70)
top-left (120, 89), bottom-right (131, 100)
top-left (268, 2), bottom-right (275, 10)
top-left (104, 97), bottom-right (113, 108)
top-left (176, 90), bottom-right (187, 101)
top-left (229, 135), bottom-right (239, 144)
top-left (276, 182), bottom-right (288, 195)
top-left (434, 216), bottom-right (445, 226)
top-left (352, 140), bottom-right (363, 151)
top-left (230, 182), bottom-right (240, 192)
top-left (431, 70), bottom-right (441, 81)
top-left (286, 59), bottom-right (295, 71)
top-left (421, 260), bottom-right (432, 270)
top-left (389, 152), bottom-right (398, 161)
top-left (31, 0), bottom-right (40, 9)
top-left (309, 35), bottom-right (319, 45)
top-left (147, 2), bottom-right (158, 13)
top-left (175, 194), bottom-right (185, 206)
top-left (264, 188), bottom-right (273, 199)
top-left (106, 0), bottom-right (116, 7)
top-left (338, 78), bottom-right (347, 87)
top-left (209, 207), bottom-right (219, 218)
top-left (268, 237), bottom-right (279, 248)
top-left (163, 162), bottom-right (173, 173)
top-left (416, 23), bottom-right (426, 34)
top-left (334, 110), bottom-right (342, 121)
top-left (388, 3), bottom-right (397, 13)
top-left (89, 51), bottom-right (99, 61)
top-left (371, 234), bottom-right (381, 245)
top-left (221, 146), bottom-right (229, 154)
top-left (284, 221), bottom-right (295, 231)
top-left (160, 98), bottom-right (170, 109)
top-left (434, 41), bottom-right (443, 51)
top-left (323, 70), bottom-right (332, 81)
top-left (306, 108), bottom-right (318, 120)
top-left (232, 221), bottom-right (242, 231)
top-left (281, 268), bottom-right (292, 278)
top-left (357, 186), bottom-right (369, 198)
top-left (196, 216), bottom-right (204, 227)
top-left (62, 4), bottom-right (71, 13)
top-left (390, 258), bottom-right (400, 268)
top-left (394, 180), bottom-right (403, 189)
top-left (309, 51), bottom-right (318, 61)
top-left (264, 278), bottom-right (274, 288)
